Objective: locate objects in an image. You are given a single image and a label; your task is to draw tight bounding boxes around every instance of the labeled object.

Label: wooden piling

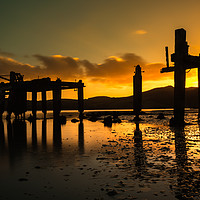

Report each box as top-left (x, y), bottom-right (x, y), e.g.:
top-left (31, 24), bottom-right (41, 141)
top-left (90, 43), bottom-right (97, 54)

top-left (42, 91), bottom-right (47, 119)
top-left (133, 65), bottom-right (142, 120)
top-left (173, 29), bottom-right (188, 126)
top-left (32, 91), bottom-right (37, 119)
top-left (53, 79), bottom-right (61, 119)
top-left (78, 80), bottom-right (84, 119)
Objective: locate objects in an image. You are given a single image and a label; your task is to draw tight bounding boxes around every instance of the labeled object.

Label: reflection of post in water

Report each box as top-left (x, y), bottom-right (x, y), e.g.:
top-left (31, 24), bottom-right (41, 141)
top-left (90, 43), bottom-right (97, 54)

top-left (78, 121), bottom-right (84, 155)
top-left (134, 122), bottom-right (146, 173)
top-left (173, 127), bottom-right (197, 199)
top-left (0, 120), bottom-right (5, 153)
top-left (12, 120), bottom-right (27, 146)
top-left (32, 120), bottom-right (37, 148)
top-left (53, 119), bottom-right (62, 151)
top-left (174, 128), bottom-right (187, 169)
top-left (7, 119), bottom-right (27, 167)
top-left (42, 119), bottom-right (47, 147)
top-left (0, 120), bottom-right (5, 144)
top-left (7, 120), bottom-right (13, 147)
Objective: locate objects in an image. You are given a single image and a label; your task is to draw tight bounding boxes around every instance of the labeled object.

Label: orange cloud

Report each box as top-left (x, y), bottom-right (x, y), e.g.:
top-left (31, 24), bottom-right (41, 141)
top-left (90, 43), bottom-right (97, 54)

top-left (0, 53), bottom-right (196, 97)
top-left (0, 53), bottom-right (173, 85)
top-left (135, 30), bottom-right (147, 35)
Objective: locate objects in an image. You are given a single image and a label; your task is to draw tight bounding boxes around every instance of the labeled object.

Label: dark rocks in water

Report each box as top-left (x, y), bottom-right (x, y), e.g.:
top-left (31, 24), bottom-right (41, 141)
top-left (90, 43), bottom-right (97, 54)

top-left (103, 114), bottom-right (122, 126)
top-left (103, 116), bottom-right (112, 126)
top-left (112, 118), bottom-right (121, 123)
top-left (106, 189), bottom-right (118, 196)
top-left (88, 113), bottom-right (99, 122)
top-left (132, 116), bottom-right (142, 121)
top-left (71, 118), bottom-right (79, 123)
top-left (157, 113), bottom-right (165, 119)
top-left (112, 112), bottom-right (121, 123)
top-left (18, 178), bottom-right (28, 181)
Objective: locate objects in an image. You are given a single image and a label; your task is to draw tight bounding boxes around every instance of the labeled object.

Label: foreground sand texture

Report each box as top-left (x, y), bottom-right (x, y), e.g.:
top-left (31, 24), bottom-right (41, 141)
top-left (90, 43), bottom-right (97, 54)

top-left (0, 110), bottom-right (200, 200)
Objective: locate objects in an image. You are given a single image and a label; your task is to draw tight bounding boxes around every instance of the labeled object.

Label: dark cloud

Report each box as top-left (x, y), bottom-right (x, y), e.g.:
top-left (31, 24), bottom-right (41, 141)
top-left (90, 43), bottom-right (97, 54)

top-left (33, 54), bottom-right (83, 79)
top-left (0, 56), bottom-right (43, 80)
top-left (0, 49), bottom-right (15, 57)
top-left (0, 53), bottom-right (170, 85)
top-left (32, 53), bottom-right (147, 83)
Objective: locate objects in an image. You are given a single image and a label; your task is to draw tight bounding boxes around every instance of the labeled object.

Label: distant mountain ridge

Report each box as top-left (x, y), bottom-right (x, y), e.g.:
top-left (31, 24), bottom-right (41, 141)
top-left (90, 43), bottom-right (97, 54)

top-left (26, 85), bottom-right (199, 110)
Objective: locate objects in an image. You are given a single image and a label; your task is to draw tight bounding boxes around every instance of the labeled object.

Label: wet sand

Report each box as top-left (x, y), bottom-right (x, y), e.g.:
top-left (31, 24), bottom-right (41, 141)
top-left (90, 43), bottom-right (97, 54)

top-left (0, 110), bottom-right (200, 199)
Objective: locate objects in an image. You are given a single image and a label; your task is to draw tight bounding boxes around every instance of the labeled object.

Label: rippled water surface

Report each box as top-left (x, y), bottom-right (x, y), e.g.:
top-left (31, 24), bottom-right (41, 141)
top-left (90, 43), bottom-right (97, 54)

top-left (1, 110), bottom-right (200, 200)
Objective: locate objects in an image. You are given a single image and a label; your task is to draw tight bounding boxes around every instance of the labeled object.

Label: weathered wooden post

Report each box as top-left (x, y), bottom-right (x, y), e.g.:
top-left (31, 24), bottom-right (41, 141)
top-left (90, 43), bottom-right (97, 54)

top-left (42, 90), bottom-right (47, 119)
top-left (32, 91), bottom-right (37, 119)
top-left (133, 65), bottom-right (142, 120)
top-left (173, 29), bottom-right (188, 126)
top-left (78, 80), bottom-right (84, 119)
top-left (53, 79), bottom-right (61, 120)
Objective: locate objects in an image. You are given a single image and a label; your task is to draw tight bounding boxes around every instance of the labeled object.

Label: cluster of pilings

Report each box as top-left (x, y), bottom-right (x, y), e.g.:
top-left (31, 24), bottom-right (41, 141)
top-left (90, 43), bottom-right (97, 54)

top-left (0, 72), bottom-right (85, 120)
top-left (133, 29), bottom-right (200, 126)
top-left (161, 28), bottom-right (200, 126)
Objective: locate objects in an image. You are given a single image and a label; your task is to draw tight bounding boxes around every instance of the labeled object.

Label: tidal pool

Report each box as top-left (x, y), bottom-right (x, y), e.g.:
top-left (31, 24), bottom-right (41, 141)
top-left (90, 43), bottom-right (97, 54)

top-left (0, 110), bottom-right (200, 200)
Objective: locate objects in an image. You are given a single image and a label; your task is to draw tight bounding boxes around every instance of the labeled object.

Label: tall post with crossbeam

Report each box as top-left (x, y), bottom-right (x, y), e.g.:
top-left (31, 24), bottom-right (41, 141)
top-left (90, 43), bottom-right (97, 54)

top-left (161, 28), bottom-right (200, 126)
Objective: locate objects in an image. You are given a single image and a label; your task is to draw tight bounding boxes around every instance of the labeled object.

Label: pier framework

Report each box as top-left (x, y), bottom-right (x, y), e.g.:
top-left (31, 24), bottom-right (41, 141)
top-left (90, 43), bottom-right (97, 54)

top-left (0, 72), bottom-right (85, 119)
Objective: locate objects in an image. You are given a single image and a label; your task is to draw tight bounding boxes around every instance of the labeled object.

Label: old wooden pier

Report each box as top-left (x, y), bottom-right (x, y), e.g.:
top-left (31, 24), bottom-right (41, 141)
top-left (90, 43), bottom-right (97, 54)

top-left (0, 71), bottom-right (85, 120)
top-left (161, 28), bottom-right (200, 126)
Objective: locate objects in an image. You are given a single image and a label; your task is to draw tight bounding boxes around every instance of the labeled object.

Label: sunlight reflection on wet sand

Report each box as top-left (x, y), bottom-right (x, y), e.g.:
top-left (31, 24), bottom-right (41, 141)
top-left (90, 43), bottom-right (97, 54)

top-left (0, 110), bottom-right (200, 199)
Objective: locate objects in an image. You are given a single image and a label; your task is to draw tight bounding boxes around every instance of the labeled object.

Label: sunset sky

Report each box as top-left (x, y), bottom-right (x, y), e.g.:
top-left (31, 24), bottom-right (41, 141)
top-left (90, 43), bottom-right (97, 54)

top-left (1, 0), bottom-right (200, 99)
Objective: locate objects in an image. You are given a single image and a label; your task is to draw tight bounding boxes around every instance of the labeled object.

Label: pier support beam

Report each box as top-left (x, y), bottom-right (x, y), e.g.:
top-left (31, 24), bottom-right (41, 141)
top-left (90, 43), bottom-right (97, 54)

top-left (32, 91), bottom-right (37, 119)
top-left (78, 80), bottom-right (84, 119)
top-left (42, 91), bottom-right (47, 119)
top-left (53, 79), bottom-right (61, 120)
top-left (173, 29), bottom-right (187, 126)
top-left (133, 65), bottom-right (142, 120)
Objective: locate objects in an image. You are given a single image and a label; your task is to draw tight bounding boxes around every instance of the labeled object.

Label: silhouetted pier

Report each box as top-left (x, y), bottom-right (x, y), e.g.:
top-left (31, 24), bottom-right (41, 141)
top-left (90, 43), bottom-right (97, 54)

top-left (161, 28), bottom-right (200, 126)
top-left (0, 71), bottom-right (85, 120)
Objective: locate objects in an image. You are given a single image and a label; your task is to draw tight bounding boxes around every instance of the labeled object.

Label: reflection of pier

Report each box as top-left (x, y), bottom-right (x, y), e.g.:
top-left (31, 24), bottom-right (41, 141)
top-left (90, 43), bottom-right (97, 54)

top-left (0, 71), bottom-right (85, 120)
top-left (0, 118), bottom-right (85, 166)
top-left (7, 119), bottom-right (27, 167)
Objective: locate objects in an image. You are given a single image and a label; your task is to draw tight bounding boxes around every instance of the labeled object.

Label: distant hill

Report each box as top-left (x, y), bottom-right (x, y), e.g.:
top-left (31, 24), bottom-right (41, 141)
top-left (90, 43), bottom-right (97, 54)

top-left (25, 85), bottom-right (199, 110)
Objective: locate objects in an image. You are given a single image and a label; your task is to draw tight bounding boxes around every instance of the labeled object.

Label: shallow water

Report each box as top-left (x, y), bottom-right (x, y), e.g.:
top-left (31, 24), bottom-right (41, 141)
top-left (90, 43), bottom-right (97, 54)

top-left (1, 110), bottom-right (200, 199)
